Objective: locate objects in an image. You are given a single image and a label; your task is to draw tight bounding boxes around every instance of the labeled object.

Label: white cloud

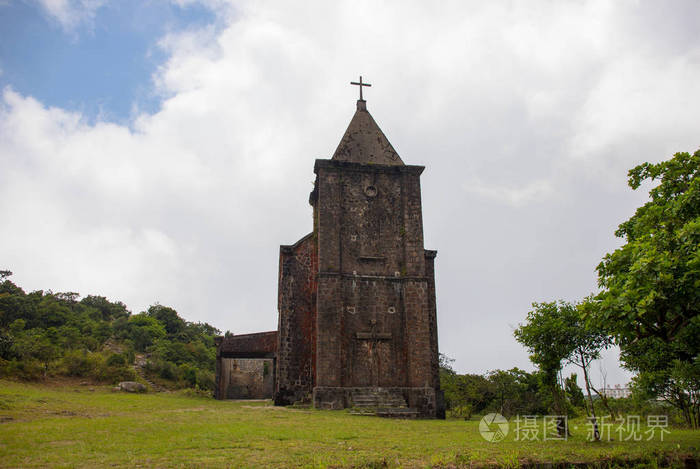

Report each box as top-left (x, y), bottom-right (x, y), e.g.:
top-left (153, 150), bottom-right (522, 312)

top-left (570, 52), bottom-right (700, 181)
top-left (35, 0), bottom-right (106, 31)
top-left (465, 179), bottom-right (554, 207)
top-left (2, 1), bottom-right (700, 382)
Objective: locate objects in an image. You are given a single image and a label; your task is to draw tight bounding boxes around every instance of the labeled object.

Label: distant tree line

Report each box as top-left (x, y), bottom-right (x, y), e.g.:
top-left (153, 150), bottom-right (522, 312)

top-left (0, 271), bottom-right (221, 392)
top-left (439, 355), bottom-right (549, 419)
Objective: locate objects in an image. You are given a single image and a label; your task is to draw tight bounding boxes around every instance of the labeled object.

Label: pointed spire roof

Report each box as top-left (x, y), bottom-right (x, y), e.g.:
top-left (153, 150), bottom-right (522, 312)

top-left (331, 100), bottom-right (404, 166)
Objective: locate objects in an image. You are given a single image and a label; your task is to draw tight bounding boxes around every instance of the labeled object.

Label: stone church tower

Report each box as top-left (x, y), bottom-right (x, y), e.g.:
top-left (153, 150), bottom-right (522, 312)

top-left (275, 91), bottom-right (443, 418)
top-left (215, 83), bottom-right (442, 418)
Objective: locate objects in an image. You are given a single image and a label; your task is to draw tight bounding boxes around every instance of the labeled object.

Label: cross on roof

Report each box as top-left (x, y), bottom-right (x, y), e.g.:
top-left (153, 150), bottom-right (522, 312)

top-left (350, 76), bottom-right (371, 101)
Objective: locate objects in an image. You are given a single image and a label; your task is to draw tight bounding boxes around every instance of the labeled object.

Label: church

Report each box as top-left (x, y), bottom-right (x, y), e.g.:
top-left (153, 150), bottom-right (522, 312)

top-left (215, 79), bottom-right (444, 418)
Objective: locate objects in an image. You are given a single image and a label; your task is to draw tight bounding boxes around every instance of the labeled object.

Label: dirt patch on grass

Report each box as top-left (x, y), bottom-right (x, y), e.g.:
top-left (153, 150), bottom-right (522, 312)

top-left (240, 405), bottom-right (310, 413)
top-left (163, 406), bottom-right (209, 413)
top-left (47, 440), bottom-right (79, 447)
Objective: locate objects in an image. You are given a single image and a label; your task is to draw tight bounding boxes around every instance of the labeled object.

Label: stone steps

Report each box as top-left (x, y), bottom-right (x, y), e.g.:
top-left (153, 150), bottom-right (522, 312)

top-left (348, 388), bottom-right (418, 418)
top-left (376, 408), bottom-right (419, 418)
top-left (132, 354), bottom-right (167, 392)
top-left (350, 407), bottom-right (419, 419)
top-left (352, 398), bottom-right (406, 407)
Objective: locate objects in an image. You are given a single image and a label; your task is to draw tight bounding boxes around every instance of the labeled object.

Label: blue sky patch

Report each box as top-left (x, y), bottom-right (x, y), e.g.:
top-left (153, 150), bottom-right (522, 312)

top-left (0, 1), bottom-right (219, 124)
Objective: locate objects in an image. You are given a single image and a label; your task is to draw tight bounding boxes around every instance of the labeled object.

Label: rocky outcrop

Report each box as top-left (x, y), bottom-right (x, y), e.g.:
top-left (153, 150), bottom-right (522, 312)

top-left (117, 381), bottom-right (146, 393)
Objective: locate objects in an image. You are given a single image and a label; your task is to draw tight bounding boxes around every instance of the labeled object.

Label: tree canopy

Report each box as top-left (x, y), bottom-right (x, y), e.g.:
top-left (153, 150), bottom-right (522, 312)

top-left (590, 150), bottom-right (700, 428)
top-left (595, 150), bottom-right (699, 346)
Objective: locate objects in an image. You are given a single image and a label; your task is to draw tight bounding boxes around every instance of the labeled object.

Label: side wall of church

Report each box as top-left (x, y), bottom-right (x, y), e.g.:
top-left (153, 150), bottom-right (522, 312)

top-left (276, 233), bottom-right (317, 405)
top-left (425, 250), bottom-right (439, 391)
top-left (425, 250), bottom-right (445, 418)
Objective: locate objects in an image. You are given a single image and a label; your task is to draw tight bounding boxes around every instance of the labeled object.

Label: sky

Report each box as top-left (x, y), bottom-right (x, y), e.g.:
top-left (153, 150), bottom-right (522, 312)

top-left (1, 0), bottom-right (699, 387)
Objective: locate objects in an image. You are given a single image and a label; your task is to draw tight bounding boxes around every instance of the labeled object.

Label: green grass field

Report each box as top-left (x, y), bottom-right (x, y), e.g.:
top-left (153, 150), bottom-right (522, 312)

top-left (0, 380), bottom-right (698, 468)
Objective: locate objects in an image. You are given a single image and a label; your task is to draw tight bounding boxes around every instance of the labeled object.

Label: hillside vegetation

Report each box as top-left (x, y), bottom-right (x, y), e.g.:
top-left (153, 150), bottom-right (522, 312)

top-left (0, 272), bottom-right (220, 391)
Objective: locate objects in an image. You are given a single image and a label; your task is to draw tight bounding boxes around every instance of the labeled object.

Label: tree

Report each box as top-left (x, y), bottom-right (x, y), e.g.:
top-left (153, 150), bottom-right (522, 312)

top-left (619, 319), bottom-right (700, 428)
top-left (591, 150), bottom-right (700, 428)
top-left (565, 374), bottom-right (585, 408)
top-left (488, 369), bottom-right (526, 417)
top-left (126, 314), bottom-right (166, 352)
top-left (146, 305), bottom-right (185, 336)
top-left (515, 301), bottom-right (612, 439)
top-left (514, 302), bottom-right (572, 437)
top-left (80, 295), bottom-right (129, 322)
top-left (12, 329), bottom-right (60, 377)
top-left (0, 330), bottom-right (13, 360)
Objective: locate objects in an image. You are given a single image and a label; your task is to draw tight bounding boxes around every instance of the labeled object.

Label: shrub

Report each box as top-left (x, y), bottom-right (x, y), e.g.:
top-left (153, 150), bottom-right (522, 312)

top-left (451, 405), bottom-right (473, 420)
top-left (0, 332), bottom-right (14, 360)
top-left (195, 369), bottom-right (215, 391)
top-left (61, 350), bottom-right (101, 377)
top-left (0, 358), bottom-right (44, 380)
top-left (180, 363), bottom-right (197, 387)
top-left (146, 359), bottom-right (178, 380)
top-left (106, 353), bottom-right (127, 367)
top-left (96, 365), bottom-right (137, 384)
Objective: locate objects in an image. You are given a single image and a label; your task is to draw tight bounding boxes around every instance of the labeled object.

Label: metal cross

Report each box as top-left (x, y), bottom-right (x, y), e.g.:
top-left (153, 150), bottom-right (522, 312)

top-left (350, 76), bottom-right (372, 101)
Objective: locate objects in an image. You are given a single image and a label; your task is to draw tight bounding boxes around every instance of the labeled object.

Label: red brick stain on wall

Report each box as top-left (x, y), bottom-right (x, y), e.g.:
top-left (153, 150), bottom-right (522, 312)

top-left (275, 231), bottom-right (318, 405)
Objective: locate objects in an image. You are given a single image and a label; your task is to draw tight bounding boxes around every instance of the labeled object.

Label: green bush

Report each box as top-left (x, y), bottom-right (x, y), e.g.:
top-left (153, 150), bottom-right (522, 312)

top-left (106, 353), bottom-right (127, 367)
top-left (180, 363), bottom-right (197, 387)
top-left (145, 359), bottom-right (178, 381)
top-left (0, 358), bottom-right (44, 380)
top-left (450, 405), bottom-right (473, 420)
top-left (61, 350), bottom-right (101, 377)
top-left (195, 369), bottom-right (215, 391)
top-left (124, 347), bottom-right (135, 365)
top-left (61, 350), bottom-right (137, 383)
top-left (96, 364), bottom-right (137, 384)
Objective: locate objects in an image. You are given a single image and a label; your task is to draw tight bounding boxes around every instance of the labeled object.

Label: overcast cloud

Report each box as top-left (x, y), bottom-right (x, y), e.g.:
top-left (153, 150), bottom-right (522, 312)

top-left (2, 0), bottom-right (700, 385)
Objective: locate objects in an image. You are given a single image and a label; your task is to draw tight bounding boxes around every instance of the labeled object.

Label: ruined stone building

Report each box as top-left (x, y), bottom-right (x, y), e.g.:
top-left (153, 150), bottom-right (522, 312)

top-left (216, 89), bottom-right (443, 418)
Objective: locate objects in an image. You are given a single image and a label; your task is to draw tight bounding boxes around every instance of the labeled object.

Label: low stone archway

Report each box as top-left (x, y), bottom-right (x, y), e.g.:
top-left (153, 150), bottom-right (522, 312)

top-left (214, 331), bottom-right (277, 400)
top-left (219, 358), bottom-right (274, 399)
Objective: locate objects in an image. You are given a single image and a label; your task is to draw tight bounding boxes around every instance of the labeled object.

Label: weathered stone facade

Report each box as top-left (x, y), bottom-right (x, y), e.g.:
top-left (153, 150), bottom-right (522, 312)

top-left (276, 233), bottom-right (317, 405)
top-left (216, 98), bottom-right (443, 418)
top-left (214, 331), bottom-right (277, 400)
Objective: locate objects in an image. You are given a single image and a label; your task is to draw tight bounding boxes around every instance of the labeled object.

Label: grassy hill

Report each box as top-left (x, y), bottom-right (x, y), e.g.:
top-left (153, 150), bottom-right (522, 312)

top-left (1, 380), bottom-right (698, 468)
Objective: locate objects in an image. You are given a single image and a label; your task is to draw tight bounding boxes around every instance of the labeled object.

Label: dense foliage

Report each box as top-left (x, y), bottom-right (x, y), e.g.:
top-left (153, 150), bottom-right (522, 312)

top-left (514, 301), bottom-right (612, 438)
top-left (0, 272), bottom-right (220, 391)
top-left (439, 354), bottom-right (552, 419)
top-left (592, 150), bottom-right (700, 428)
top-left (511, 149), bottom-right (699, 429)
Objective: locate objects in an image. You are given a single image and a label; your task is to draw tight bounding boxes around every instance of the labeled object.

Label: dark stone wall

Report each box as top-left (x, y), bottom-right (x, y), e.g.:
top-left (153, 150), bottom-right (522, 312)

top-left (425, 250), bottom-right (440, 390)
top-left (313, 160), bottom-right (426, 277)
top-left (311, 159), bottom-right (442, 416)
top-left (276, 233), bottom-right (317, 404)
top-left (216, 331), bottom-right (277, 357)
